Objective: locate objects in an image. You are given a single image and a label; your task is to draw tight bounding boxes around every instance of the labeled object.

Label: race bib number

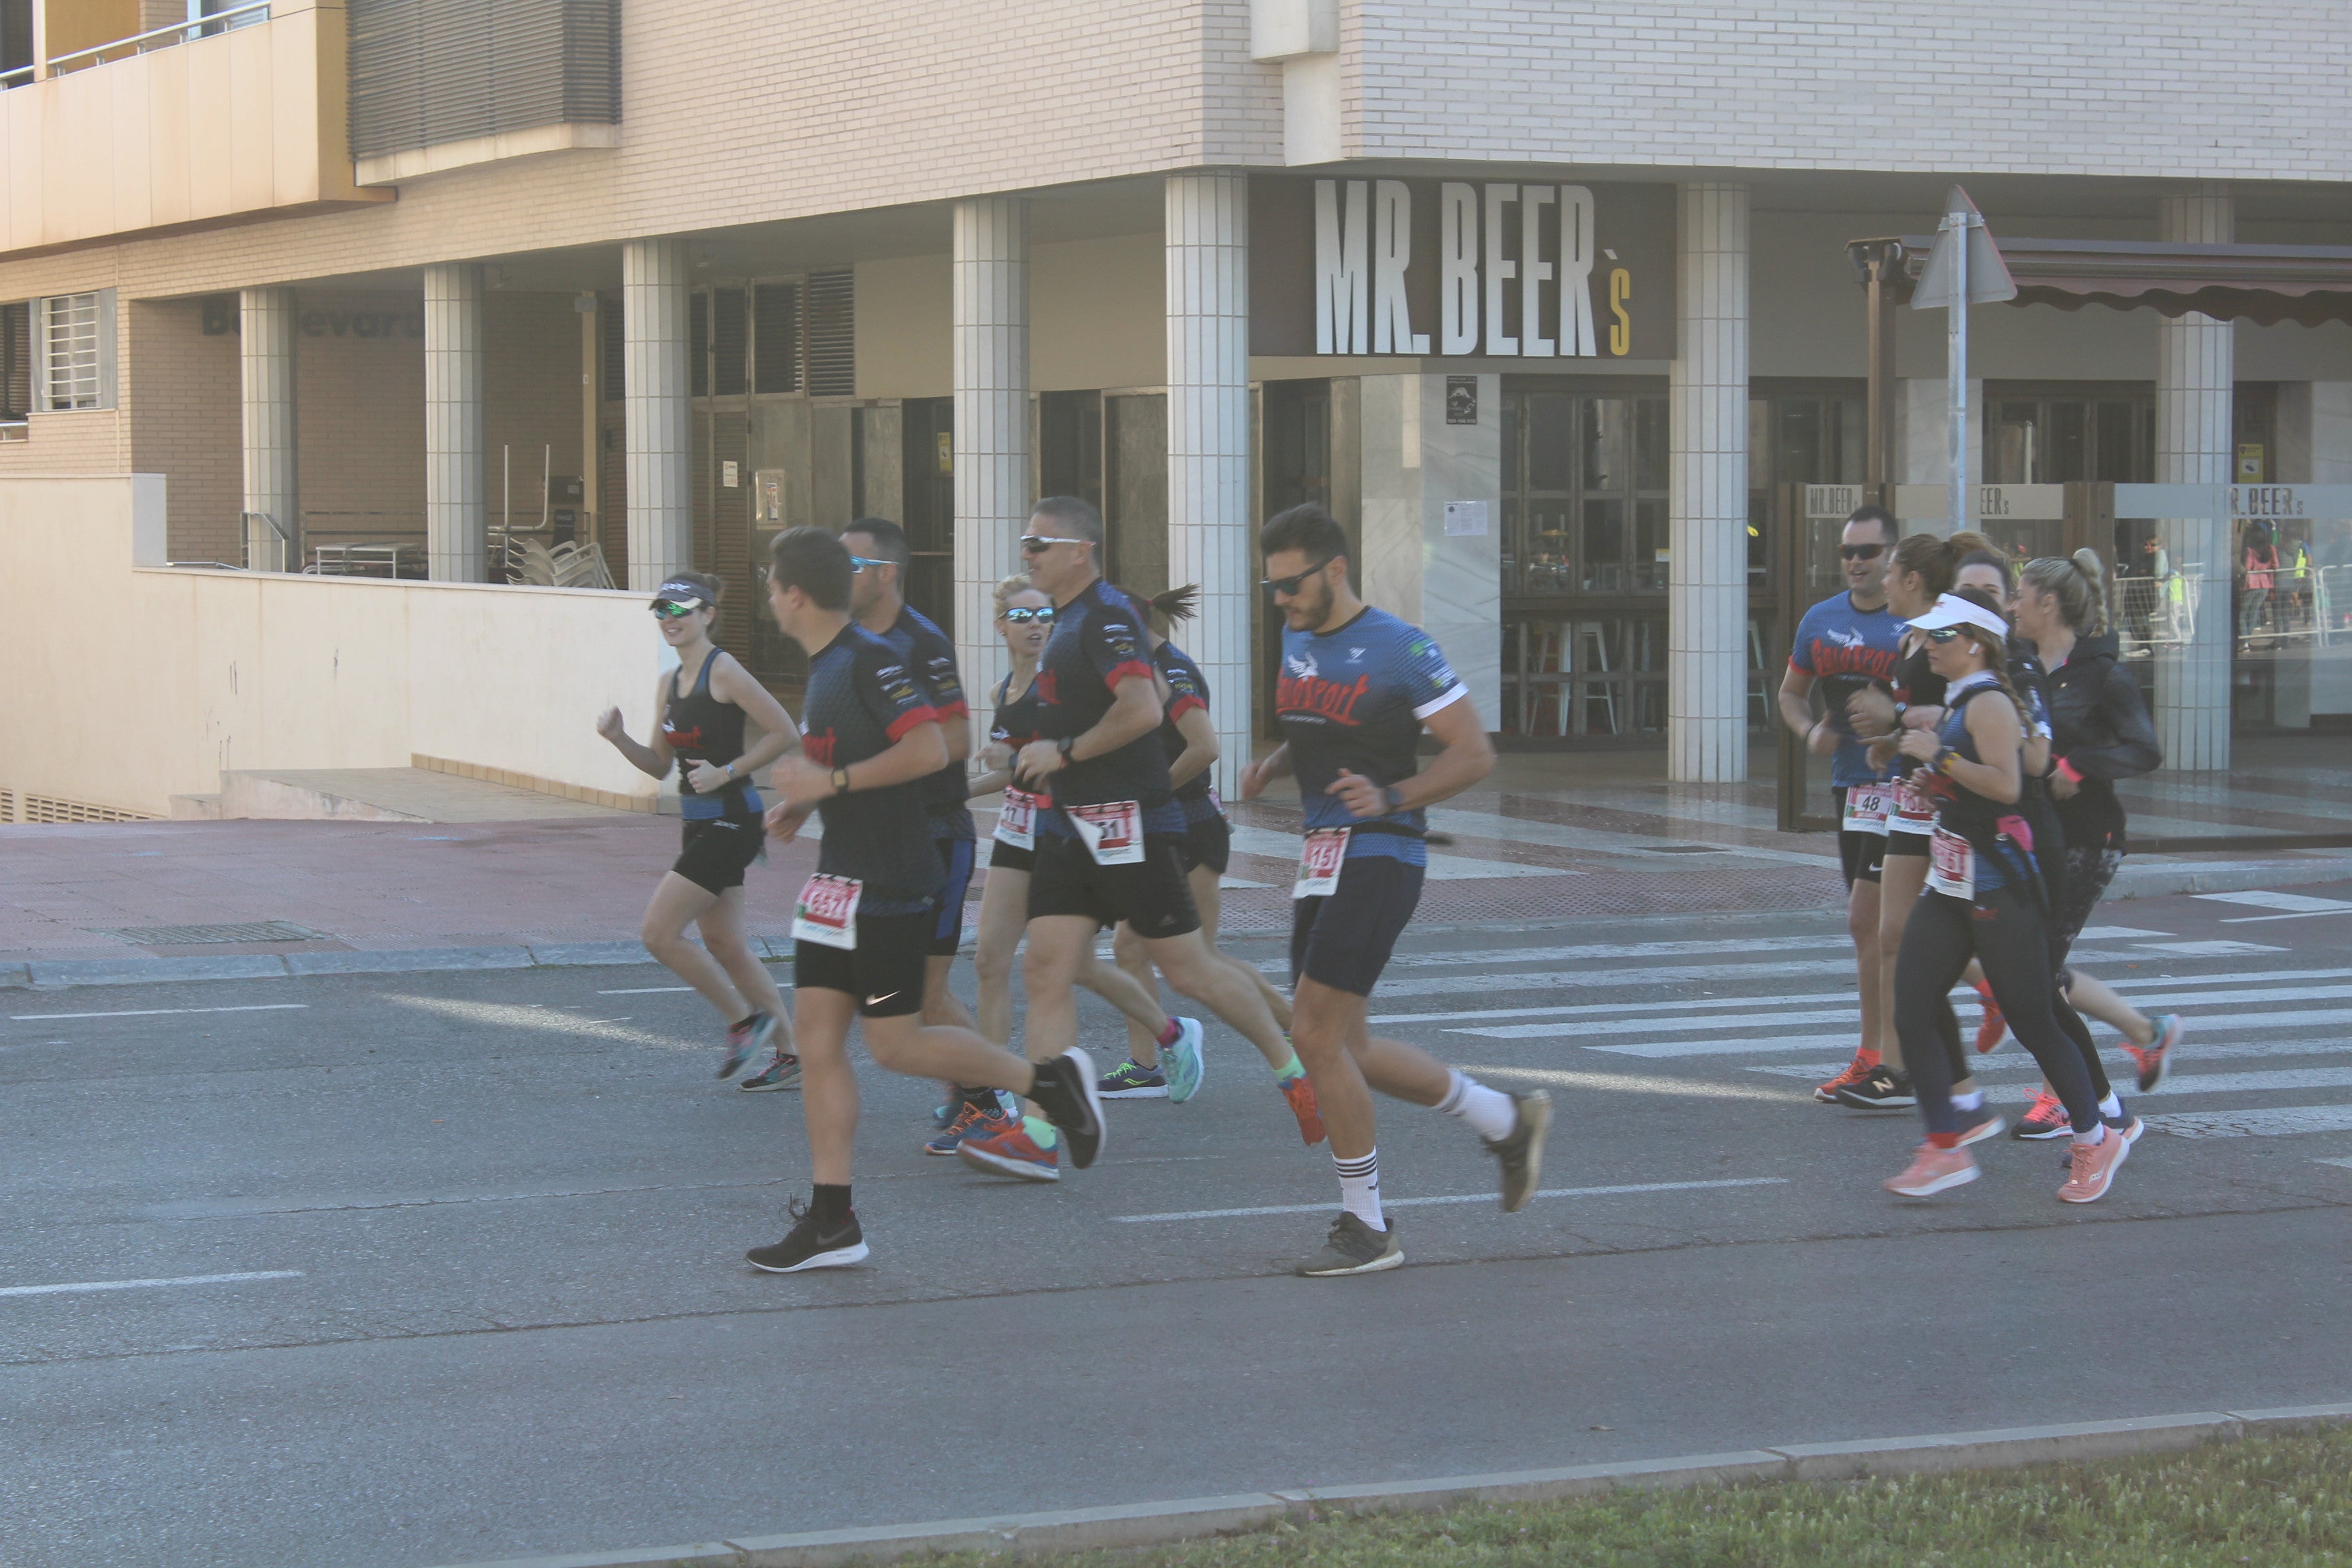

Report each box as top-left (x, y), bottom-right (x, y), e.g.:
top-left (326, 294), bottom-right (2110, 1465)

top-left (791, 873), bottom-right (863, 951)
top-left (1068, 800), bottom-right (1145, 865)
top-left (1927, 827), bottom-right (1976, 901)
top-left (1842, 783), bottom-right (1893, 837)
top-left (1894, 774), bottom-right (1938, 832)
top-left (994, 787), bottom-right (1038, 851)
top-left (1293, 827), bottom-right (1351, 900)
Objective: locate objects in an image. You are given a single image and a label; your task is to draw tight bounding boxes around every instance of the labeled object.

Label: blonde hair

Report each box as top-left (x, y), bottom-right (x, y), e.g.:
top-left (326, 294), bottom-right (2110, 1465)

top-left (2020, 549), bottom-right (2110, 638)
top-left (992, 573), bottom-right (1044, 617)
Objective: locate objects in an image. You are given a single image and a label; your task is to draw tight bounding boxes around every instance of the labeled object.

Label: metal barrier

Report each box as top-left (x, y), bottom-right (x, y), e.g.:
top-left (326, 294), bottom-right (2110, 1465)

top-left (42, 1), bottom-right (272, 76)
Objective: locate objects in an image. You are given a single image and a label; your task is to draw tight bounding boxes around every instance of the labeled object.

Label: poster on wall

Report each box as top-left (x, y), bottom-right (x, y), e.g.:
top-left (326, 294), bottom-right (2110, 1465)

top-left (1250, 177), bottom-right (1676, 362)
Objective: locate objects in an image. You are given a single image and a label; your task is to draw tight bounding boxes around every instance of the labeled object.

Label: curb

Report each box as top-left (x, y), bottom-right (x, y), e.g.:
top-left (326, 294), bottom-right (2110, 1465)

top-left (5, 852), bottom-right (2347, 991)
top-left (425, 1404), bottom-right (2352, 1568)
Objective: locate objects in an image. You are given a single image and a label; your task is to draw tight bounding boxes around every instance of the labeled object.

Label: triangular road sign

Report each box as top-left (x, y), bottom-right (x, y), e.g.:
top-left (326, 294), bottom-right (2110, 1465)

top-left (1911, 185), bottom-right (2017, 309)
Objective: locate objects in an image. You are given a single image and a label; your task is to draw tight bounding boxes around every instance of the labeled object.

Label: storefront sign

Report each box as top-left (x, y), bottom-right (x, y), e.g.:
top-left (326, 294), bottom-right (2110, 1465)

top-left (1446, 376), bottom-right (1477, 424)
top-left (1251, 177), bottom-right (1674, 360)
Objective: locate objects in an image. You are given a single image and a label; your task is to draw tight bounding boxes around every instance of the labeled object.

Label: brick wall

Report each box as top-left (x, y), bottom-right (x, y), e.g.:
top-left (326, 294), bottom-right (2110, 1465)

top-left (293, 291), bottom-right (425, 549)
top-left (127, 297), bottom-right (240, 562)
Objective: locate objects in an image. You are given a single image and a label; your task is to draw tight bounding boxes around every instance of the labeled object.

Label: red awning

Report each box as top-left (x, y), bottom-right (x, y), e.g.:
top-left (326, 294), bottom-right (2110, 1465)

top-left (1888, 236), bottom-right (2352, 327)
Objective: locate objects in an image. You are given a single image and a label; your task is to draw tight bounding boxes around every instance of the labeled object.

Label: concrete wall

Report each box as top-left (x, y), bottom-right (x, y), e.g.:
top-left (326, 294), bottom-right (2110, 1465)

top-left (0, 474), bottom-right (664, 818)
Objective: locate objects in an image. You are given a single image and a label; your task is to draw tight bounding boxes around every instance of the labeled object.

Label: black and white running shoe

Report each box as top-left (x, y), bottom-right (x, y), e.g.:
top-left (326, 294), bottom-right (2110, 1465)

top-left (1833, 1064), bottom-right (1916, 1109)
top-left (747, 1202), bottom-right (867, 1273)
top-left (1027, 1048), bottom-right (1106, 1169)
top-left (1296, 1214), bottom-right (1403, 1277)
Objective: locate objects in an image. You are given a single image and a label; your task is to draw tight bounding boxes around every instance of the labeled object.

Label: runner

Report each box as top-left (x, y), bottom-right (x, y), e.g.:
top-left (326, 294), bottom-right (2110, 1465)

top-left (942, 574), bottom-right (1207, 1164)
top-left (1243, 503), bottom-right (1550, 1277)
top-left (1880, 590), bottom-right (2131, 1204)
top-left (2014, 550), bottom-right (2185, 1123)
top-left (747, 527), bottom-right (1104, 1273)
top-left (956, 497), bottom-right (1301, 1184)
top-left (594, 571), bottom-right (800, 1085)
top-left (1778, 504), bottom-right (1904, 1105)
top-left (1098, 585), bottom-right (1325, 1143)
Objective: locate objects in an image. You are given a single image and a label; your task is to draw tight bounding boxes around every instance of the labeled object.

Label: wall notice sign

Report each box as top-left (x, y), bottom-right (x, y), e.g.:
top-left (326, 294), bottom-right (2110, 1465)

top-left (721, 461), bottom-right (740, 488)
top-left (2238, 443), bottom-right (2264, 480)
top-left (1443, 500), bottom-right (1488, 538)
top-left (1446, 376), bottom-right (1478, 425)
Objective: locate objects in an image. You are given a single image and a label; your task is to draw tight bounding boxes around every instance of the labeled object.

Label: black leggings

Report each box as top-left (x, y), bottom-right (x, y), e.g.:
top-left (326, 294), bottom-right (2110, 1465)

top-left (1895, 886), bottom-right (2103, 1139)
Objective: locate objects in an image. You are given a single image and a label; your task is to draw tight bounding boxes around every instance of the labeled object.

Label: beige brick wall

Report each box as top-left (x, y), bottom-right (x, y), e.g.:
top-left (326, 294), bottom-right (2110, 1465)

top-left (127, 296), bottom-right (241, 562)
top-left (293, 291), bottom-right (425, 547)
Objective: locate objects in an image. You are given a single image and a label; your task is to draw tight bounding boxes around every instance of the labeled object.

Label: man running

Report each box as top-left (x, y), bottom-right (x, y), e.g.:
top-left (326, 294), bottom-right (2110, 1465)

top-left (749, 526), bottom-right (1104, 1272)
top-left (1240, 504), bottom-right (1549, 1278)
top-left (1777, 504), bottom-right (1906, 1104)
top-left (956, 496), bottom-right (1296, 1183)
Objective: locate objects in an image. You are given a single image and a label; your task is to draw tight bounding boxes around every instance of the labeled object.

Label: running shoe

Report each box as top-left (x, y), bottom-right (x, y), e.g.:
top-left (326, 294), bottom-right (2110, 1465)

top-left (720, 1012), bottom-right (780, 1080)
top-left (1953, 1105), bottom-right (2007, 1146)
top-left (2121, 1015), bottom-right (2186, 1094)
top-left (955, 1124), bottom-right (1061, 1182)
top-left (2058, 1128), bottom-right (2132, 1204)
top-left (1833, 1064), bottom-right (1916, 1110)
top-left (2063, 1110), bottom-right (2144, 1168)
top-left (1279, 1073), bottom-right (1326, 1146)
top-left (1295, 1213), bottom-right (1403, 1277)
top-left (1096, 1059), bottom-right (1169, 1099)
top-left (1814, 1051), bottom-right (1880, 1103)
top-left (2012, 1088), bottom-right (2072, 1140)
top-left (1883, 1142), bottom-right (1978, 1197)
top-left (1161, 1017), bottom-right (1207, 1104)
top-left (924, 1103), bottom-right (1014, 1156)
top-left (737, 1049), bottom-right (803, 1092)
top-left (1972, 978), bottom-right (2007, 1054)
top-left (1025, 1049), bottom-right (1106, 1169)
top-left (746, 1200), bottom-right (868, 1273)
top-left (1484, 1090), bottom-right (1553, 1212)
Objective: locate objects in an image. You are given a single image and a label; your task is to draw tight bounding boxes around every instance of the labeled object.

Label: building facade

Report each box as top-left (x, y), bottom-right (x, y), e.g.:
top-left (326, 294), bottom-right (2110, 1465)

top-left (5, 0), bottom-right (2352, 805)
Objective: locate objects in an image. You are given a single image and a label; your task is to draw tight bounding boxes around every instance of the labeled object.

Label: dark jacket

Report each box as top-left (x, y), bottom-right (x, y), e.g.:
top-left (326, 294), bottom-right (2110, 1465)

top-left (2045, 638), bottom-right (2161, 851)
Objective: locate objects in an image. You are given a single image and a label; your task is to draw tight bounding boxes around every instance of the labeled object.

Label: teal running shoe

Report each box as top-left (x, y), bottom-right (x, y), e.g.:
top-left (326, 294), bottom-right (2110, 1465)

top-left (1162, 1017), bottom-right (1206, 1104)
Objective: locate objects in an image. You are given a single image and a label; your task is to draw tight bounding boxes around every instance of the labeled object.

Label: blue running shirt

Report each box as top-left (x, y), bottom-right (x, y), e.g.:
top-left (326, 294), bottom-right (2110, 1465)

top-left (799, 624), bottom-right (945, 915)
top-left (1034, 578), bottom-right (1183, 838)
top-left (1275, 607), bottom-right (1467, 867)
top-left (1788, 591), bottom-right (1904, 788)
top-left (873, 605), bottom-right (976, 840)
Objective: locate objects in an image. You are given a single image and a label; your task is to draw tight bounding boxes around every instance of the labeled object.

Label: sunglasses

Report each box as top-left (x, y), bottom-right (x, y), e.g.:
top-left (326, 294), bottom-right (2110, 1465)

top-left (1923, 626), bottom-right (1975, 644)
top-left (1001, 606), bottom-right (1055, 625)
top-left (1840, 544), bottom-right (1886, 561)
top-left (847, 555), bottom-right (893, 574)
top-left (650, 600), bottom-right (705, 619)
top-left (1020, 535), bottom-right (1087, 555)
top-left (1262, 558), bottom-right (1335, 596)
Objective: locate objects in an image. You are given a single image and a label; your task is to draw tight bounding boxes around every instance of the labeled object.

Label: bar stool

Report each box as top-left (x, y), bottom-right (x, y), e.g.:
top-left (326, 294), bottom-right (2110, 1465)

top-left (1577, 621), bottom-right (1620, 736)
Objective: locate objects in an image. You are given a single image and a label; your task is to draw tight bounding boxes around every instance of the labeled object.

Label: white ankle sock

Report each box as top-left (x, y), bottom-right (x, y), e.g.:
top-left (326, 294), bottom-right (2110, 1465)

top-left (2098, 1092), bottom-right (2123, 1118)
top-left (1335, 1148), bottom-right (1384, 1230)
top-left (2072, 1120), bottom-right (2108, 1147)
top-left (1952, 1089), bottom-right (1984, 1112)
top-left (1438, 1070), bottom-right (1518, 1141)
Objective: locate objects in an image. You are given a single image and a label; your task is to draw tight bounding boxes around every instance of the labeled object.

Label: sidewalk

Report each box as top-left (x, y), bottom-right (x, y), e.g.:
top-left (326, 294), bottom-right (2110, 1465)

top-left (5, 753), bottom-right (2349, 986)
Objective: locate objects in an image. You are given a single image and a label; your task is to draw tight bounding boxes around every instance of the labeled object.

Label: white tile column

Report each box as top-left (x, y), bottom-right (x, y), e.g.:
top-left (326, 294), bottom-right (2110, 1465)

top-left (953, 197), bottom-right (1030, 742)
top-left (1166, 172), bottom-right (1254, 796)
top-left (623, 237), bottom-right (693, 592)
top-left (1667, 182), bottom-right (1750, 783)
top-left (239, 286), bottom-right (297, 571)
top-left (423, 263), bottom-right (486, 583)
top-left (2154, 182), bottom-right (2234, 772)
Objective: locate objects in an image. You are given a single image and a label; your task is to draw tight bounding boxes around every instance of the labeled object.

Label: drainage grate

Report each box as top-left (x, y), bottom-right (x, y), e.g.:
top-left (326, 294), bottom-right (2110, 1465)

top-left (98, 921), bottom-right (333, 945)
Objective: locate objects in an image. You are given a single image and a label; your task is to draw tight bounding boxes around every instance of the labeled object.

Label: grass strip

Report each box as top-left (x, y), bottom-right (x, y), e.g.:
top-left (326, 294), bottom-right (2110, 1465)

top-left (910, 1428), bottom-right (2352, 1567)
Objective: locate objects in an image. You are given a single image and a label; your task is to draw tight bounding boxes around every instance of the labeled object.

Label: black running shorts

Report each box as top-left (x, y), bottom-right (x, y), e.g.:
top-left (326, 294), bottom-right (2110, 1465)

top-left (673, 815), bottom-right (766, 895)
top-left (928, 834), bottom-right (977, 956)
top-left (1176, 812), bottom-right (1231, 877)
top-left (1290, 854), bottom-right (1424, 998)
top-left (1884, 828), bottom-right (1931, 860)
top-left (1832, 787), bottom-right (1886, 889)
top-left (988, 837), bottom-right (1036, 874)
top-left (794, 910), bottom-right (930, 1017)
top-left (1026, 830), bottom-right (1200, 938)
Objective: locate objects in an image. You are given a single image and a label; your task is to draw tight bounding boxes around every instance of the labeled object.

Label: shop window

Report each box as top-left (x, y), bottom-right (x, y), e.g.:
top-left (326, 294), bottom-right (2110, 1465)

top-left (1039, 391), bottom-right (1103, 510)
top-left (898, 397), bottom-right (955, 632)
top-left (37, 291), bottom-right (113, 412)
top-left (1748, 389), bottom-right (1864, 589)
top-left (1982, 391), bottom-right (2154, 484)
top-left (752, 283), bottom-right (800, 394)
top-left (1106, 393), bottom-right (1169, 599)
top-left (710, 288), bottom-right (747, 397)
top-left (1501, 389), bottom-right (1668, 598)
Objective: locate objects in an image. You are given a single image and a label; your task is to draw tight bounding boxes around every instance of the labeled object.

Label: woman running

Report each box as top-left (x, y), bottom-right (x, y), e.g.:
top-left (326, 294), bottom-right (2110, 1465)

top-left (595, 572), bottom-right (800, 1084)
top-left (2014, 551), bottom-right (2184, 1120)
top-left (1880, 589), bottom-right (2132, 1204)
top-left (1098, 587), bottom-right (1324, 1143)
top-left (938, 575), bottom-right (1206, 1162)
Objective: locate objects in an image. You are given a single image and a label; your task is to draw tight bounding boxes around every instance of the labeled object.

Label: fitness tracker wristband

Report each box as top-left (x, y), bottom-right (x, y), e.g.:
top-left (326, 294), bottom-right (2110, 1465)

top-left (1380, 784), bottom-right (1406, 813)
top-left (1056, 736), bottom-right (1076, 762)
top-left (829, 766), bottom-right (851, 794)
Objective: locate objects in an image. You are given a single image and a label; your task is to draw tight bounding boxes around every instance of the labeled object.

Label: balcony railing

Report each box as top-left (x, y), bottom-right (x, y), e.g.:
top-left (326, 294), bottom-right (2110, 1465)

top-left (43, 1), bottom-right (273, 77)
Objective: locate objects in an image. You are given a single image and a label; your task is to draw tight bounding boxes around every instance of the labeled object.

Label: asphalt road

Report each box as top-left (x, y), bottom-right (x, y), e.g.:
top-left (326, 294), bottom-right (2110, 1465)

top-left (5, 883), bottom-right (2350, 1567)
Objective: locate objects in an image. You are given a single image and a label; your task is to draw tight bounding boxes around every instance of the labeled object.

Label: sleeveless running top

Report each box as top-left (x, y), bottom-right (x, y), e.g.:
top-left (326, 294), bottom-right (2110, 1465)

top-left (992, 668), bottom-right (1052, 808)
top-left (663, 649), bottom-right (757, 819)
top-left (1923, 673), bottom-right (2031, 894)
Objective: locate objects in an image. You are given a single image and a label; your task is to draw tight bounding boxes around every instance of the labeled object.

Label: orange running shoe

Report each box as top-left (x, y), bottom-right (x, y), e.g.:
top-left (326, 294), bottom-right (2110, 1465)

top-left (1883, 1142), bottom-right (1978, 1197)
top-left (1814, 1051), bottom-right (1880, 1104)
top-left (1279, 1073), bottom-right (1326, 1146)
top-left (2059, 1128), bottom-right (2132, 1203)
top-left (2011, 1088), bottom-right (2071, 1140)
top-left (1972, 978), bottom-right (2007, 1054)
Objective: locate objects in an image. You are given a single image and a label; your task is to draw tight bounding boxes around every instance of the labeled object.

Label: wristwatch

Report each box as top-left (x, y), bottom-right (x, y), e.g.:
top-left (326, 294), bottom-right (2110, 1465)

top-left (1380, 785), bottom-right (1406, 813)
top-left (829, 766), bottom-right (851, 794)
top-left (1056, 736), bottom-right (1076, 764)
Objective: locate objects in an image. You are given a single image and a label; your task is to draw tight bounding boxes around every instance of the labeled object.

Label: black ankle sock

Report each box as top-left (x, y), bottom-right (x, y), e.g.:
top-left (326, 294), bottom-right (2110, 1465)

top-left (962, 1084), bottom-right (1000, 1112)
top-left (811, 1183), bottom-right (852, 1227)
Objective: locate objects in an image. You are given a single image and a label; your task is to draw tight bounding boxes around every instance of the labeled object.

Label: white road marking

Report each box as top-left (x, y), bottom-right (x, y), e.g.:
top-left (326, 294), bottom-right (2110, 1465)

top-left (1458, 1009), bottom-right (1863, 1042)
top-left (1224, 823), bottom-right (1582, 881)
top-left (2134, 941), bottom-right (2287, 956)
top-left (382, 995), bottom-right (696, 1049)
top-left (2219, 909), bottom-right (2352, 925)
top-left (2146, 1105), bottom-right (2352, 1139)
top-left (1113, 1177), bottom-right (1788, 1224)
top-left (2077, 926), bottom-right (2170, 939)
top-left (1612, 1009), bottom-right (2352, 1060)
top-left (1465, 1065), bottom-right (1807, 1103)
top-left (1260, 934), bottom-right (1850, 975)
top-left (9, 1003), bottom-right (308, 1022)
top-left (1377, 959), bottom-right (1854, 1000)
top-left (596, 987), bottom-right (693, 995)
top-left (2196, 891), bottom-right (2352, 913)
top-left (0, 1269), bottom-right (303, 1299)
top-left (1986, 1066), bottom-right (2352, 1102)
top-left (2316, 1158), bottom-right (2352, 1171)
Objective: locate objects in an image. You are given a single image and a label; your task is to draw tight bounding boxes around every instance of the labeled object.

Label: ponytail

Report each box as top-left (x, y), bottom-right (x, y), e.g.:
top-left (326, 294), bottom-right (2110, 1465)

top-left (1892, 532), bottom-right (1963, 600)
top-left (1143, 583), bottom-right (1200, 636)
top-left (2019, 549), bottom-right (2110, 638)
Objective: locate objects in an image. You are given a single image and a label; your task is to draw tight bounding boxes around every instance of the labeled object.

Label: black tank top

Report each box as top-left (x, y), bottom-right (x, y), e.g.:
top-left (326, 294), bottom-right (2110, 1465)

top-left (991, 669), bottom-right (1047, 750)
top-left (662, 649), bottom-right (752, 811)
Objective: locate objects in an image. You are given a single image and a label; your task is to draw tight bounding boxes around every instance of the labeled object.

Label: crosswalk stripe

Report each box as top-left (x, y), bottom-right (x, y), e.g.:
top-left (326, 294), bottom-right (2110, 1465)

top-left (1375, 959), bottom-right (1852, 1000)
top-left (2145, 1105), bottom-right (2352, 1139)
top-left (1382, 979), bottom-right (2352, 1031)
top-left (1748, 1036), bottom-right (2352, 1080)
top-left (1573, 1008), bottom-right (2352, 1058)
top-left (1113, 1177), bottom-right (1788, 1224)
top-left (1982, 1066), bottom-right (2352, 1102)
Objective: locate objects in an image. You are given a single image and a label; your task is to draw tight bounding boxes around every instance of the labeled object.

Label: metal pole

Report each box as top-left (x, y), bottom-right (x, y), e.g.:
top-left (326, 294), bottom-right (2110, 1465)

top-left (1946, 210), bottom-right (1969, 537)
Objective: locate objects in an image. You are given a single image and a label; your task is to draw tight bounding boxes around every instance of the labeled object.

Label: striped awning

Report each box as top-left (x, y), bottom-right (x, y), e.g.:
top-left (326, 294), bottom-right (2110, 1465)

top-left (1884, 236), bottom-right (2352, 326)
